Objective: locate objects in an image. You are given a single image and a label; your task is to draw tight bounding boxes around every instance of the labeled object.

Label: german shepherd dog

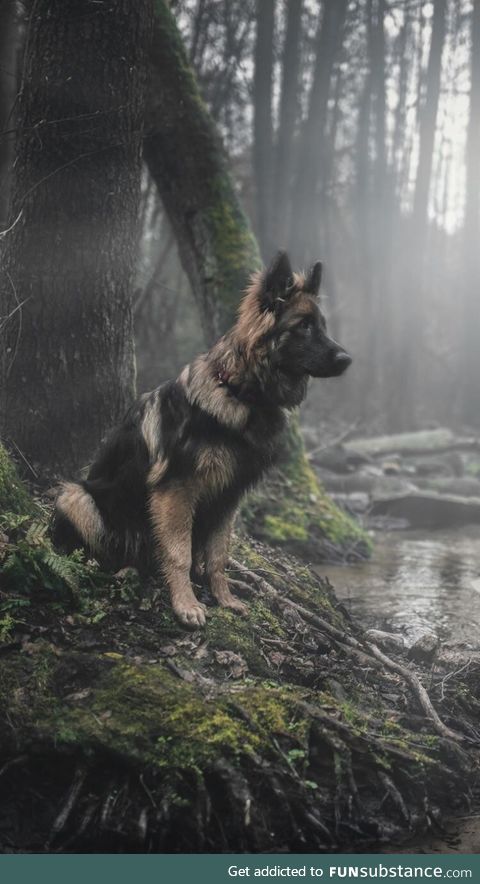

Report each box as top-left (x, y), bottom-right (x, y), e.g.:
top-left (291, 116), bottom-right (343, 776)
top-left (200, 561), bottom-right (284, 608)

top-left (54, 252), bottom-right (352, 627)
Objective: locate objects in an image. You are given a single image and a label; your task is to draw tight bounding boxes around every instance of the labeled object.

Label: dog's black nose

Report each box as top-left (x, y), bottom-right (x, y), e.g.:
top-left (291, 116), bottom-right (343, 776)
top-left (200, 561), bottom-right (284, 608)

top-left (334, 350), bottom-right (352, 372)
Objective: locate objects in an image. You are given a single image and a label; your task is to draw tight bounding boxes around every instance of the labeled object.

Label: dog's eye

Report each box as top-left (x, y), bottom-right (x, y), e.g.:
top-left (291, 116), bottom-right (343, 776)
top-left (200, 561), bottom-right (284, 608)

top-left (299, 316), bottom-right (314, 331)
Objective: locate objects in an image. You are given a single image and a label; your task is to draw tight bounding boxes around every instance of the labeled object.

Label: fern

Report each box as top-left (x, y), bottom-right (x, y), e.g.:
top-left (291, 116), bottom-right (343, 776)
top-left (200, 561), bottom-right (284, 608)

top-left (25, 520), bottom-right (48, 546)
top-left (0, 512), bottom-right (31, 533)
top-left (43, 550), bottom-right (82, 591)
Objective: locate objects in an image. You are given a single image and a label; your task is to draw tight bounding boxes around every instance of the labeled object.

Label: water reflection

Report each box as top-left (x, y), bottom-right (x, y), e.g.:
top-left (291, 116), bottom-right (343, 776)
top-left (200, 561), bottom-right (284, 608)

top-left (316, 526), bottom-right (480, 645)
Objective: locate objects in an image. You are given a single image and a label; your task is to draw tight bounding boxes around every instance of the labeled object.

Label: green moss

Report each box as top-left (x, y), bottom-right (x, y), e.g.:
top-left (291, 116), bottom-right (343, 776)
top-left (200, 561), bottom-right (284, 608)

top-left (0, 443), bottom-right (36, 516)
top-left (243, 419), bottom-right (371, 562)
top-left (207, 598), bottom-right (285, 672)
top-left (207, 173), bottom-right (261, 324)
top-left (0, 651), bottom-right (314, 774)
top-left (207, 608), bottom-right (266, 671)
top-left (263, 514), bottom-right (308, 543)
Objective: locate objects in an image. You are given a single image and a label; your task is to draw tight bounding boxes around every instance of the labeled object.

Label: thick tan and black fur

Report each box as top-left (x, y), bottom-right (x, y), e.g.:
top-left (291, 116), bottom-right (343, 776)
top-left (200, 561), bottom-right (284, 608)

top-left (53, 252), bottom-right (352, 627)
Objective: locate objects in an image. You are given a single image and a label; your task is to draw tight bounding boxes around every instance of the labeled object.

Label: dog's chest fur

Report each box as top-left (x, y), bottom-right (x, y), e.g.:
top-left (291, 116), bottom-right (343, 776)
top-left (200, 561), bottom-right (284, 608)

top-left (144, 378), bottom-right (286, 503)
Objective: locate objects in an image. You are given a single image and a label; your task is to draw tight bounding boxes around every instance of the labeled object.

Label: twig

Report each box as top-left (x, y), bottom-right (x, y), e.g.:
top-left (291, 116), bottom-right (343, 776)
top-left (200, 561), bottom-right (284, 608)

top-left (0, 209), bottom-right (23, 240)
top-left (2, 269), bottom-right (24, 379)
top-left (436, 660), bottom-right (472, 702)
top-left (0, 296), bottom-right (31, 331)
top-left (365, 642), bottom-right (465, 743)
top-left (9, 438), bottom-right (38, 478)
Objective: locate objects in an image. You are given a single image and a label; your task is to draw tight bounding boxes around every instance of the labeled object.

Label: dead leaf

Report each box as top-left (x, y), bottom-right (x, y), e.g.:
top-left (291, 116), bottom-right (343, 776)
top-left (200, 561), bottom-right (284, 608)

top-left (213, 650), bottom-right (248, 678)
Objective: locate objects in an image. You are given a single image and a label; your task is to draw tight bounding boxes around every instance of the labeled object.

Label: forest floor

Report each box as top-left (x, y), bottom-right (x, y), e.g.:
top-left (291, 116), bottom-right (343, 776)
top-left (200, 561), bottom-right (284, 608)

top-left (0, 441), bottom-right (479, 852)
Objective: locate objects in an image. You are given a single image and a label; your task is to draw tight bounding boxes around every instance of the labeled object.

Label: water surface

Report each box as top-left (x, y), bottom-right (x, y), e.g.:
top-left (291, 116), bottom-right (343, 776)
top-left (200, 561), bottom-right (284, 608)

top-left (317, 525), bottom-right (480, 645)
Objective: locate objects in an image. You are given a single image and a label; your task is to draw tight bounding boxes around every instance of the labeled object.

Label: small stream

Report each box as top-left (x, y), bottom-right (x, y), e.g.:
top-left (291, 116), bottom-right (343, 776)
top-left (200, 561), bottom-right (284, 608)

top-left (317, 524), bottom-right (480, 852)
top-left (317, 525), bottom-right (480, 646)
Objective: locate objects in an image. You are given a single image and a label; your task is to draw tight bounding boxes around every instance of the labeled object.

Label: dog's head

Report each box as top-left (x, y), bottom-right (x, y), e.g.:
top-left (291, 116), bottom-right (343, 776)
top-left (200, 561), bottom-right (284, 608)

top-left (238, 251), bottom-right (352, 380)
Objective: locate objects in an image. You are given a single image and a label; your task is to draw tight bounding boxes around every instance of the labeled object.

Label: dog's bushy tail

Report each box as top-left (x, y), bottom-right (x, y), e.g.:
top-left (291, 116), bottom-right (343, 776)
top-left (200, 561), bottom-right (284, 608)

top-left (53, 481), bottom-right (106, 556)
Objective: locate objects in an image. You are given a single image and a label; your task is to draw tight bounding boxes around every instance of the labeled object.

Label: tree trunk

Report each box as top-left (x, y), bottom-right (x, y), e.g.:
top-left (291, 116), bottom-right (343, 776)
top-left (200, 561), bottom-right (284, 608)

top-left (395, 0), bottom-right (447, 429)
top-left (290, 0), bottom-right (348, 266)
top-left (0, 0), bottom-right (17, 230)
top-left (0, 0), bottom-right (152, 477)
top-left (145, 1), bottom-right (368, 561)
top-left (272, 0), bottom-right (302, 250)
top-left (385, 2), bottom-right (413, 431)
top-left (253, 0), bottom-right (275, 260)
top-left (352, 0), bottom-right (374, 411)
top-left (461, 0), bottom-right (480, 422)
top-left (366, 0), bottom-right (389, 408)
top-left (144, 2), bottom-right (260, 346)
top-left (412, 0), bottom-right (447, 230)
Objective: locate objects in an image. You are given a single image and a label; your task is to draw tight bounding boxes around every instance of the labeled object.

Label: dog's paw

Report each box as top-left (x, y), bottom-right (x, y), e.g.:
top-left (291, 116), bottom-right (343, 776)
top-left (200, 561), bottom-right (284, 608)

top-left (174, 600), bottom-right (207, 628)
top-left (217, 595), bottom-right (249, 617)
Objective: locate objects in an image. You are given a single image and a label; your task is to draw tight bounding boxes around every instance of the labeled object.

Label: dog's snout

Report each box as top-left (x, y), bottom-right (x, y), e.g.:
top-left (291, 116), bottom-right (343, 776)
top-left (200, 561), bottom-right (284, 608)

top-left (333, 350), bottom-right (352, 373)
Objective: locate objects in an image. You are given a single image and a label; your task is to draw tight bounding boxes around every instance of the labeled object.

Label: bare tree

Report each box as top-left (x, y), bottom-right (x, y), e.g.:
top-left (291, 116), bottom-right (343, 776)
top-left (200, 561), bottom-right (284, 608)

top-left (290, 0), bottom-right (349, 265)
top-left (395, 0), bottom-right (447, 428)
top-left (252, 0), bottom-right (275, 258)
top-left (273, 0), bottom-right (303, 248)
top-left (462, 0), bottom-right (480, 421)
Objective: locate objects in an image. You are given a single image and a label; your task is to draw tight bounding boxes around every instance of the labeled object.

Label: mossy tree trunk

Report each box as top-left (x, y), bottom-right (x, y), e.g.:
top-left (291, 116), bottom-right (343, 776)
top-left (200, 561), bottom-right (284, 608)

top-left (145, 0), bottom-right (369, 561)
top-left (0, 0), bottom-right (153, 477)
top-left (144, 0), bottom-right (260, 345)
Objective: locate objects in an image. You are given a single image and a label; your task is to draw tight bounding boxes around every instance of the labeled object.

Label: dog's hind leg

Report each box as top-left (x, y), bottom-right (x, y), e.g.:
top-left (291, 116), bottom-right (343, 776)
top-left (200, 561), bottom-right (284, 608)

top-left (204, 509), bottom-right (248, 615)
top-left (149, 484), bottom-right (207, 628)
top-left (54, 482), bottom-right (105, 555)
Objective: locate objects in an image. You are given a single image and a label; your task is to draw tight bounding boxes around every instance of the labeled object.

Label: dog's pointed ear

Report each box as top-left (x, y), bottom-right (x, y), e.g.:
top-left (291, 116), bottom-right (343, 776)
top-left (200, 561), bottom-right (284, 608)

top-left (304, 261), bottom-right (322, 297)
top-left (260, 251), bottom-right (294, 312)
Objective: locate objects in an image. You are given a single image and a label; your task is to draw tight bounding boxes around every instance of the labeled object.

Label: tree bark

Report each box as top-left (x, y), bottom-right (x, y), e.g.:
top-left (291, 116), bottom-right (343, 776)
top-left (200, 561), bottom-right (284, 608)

top-left (0, 0), bottom-right (153, 476)
top-left (0, 0), bottom-right (17, 230)
top-left (273, 0), bottom-right (303, 250)
top-left (252, 0), bottom-right (275, 259)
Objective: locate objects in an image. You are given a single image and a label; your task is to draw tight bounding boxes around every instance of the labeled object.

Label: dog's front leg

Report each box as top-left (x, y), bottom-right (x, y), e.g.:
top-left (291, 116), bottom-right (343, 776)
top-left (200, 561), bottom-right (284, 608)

top-left (149, 484), bottom-right (206, 628)
top-left (204, 510), bottom-right (248, 616)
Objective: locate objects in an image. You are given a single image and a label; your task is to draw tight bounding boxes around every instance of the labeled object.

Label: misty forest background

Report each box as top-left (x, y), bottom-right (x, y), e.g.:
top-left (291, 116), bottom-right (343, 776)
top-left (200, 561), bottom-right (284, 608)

top-left (146, 0), bottom-right (480, 436)
top-left (2, 0), bottom-right (480, 473)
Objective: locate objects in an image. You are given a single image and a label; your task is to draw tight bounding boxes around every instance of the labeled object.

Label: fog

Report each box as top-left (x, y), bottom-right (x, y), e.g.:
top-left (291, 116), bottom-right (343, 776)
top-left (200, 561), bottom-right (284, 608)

top-left (134, 0), bottom-right (480, 435)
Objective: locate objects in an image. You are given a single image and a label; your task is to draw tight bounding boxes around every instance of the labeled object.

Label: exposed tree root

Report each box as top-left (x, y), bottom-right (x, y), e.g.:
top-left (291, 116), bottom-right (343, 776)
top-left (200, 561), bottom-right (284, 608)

top-left (229, 558), bottom-right (471, 746)
top-left (0, 531), bottom-right (478, 851)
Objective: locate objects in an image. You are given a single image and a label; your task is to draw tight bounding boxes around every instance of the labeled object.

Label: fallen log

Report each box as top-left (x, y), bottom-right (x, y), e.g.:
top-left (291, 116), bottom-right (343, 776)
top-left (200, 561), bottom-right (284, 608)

top-left (345, 429), bottom-right (480, 459)
top-left (370, 491), bottom-right (480, 528)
